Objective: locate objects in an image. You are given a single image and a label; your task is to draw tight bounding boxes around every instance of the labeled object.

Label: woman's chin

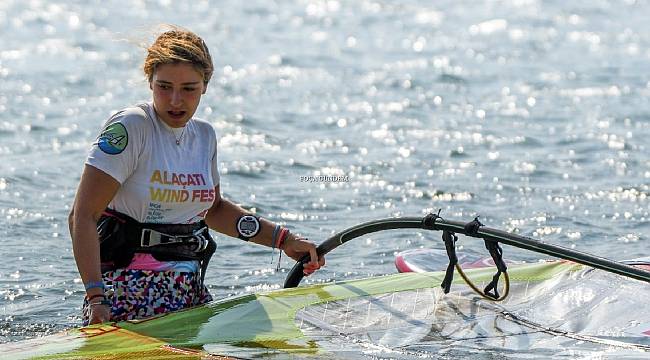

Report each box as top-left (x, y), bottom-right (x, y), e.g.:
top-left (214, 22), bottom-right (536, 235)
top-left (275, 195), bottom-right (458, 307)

top-left (161, 114), bottom-right (191, 128)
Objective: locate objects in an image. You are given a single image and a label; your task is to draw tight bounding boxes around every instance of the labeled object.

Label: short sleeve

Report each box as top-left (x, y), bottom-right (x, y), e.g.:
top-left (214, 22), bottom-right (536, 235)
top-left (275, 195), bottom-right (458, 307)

top-left (85, 108), bottom-right (146, 184)
top-left (211, 128), bottom-right (220, 186)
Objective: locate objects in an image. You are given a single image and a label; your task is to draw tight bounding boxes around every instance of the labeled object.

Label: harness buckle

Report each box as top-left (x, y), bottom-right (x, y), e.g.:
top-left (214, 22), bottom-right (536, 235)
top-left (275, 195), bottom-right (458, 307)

top-left (140, 226), bottom-right (209, 250)
top-left (193, 227), bottom-right (209, 252)
top-left (140, 228), bottom-right (178, 247)
top-left (140, 229), bottom-right (153, 247)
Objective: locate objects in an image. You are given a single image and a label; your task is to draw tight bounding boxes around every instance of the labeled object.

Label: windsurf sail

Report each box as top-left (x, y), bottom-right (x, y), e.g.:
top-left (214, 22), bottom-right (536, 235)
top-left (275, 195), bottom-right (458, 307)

top-left (4, 213), bottom-right (650, 359)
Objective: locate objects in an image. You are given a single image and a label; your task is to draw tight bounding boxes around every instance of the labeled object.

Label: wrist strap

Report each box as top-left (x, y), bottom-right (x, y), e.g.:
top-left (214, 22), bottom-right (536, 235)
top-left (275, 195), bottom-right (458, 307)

top-left (277, 228), bottom-right (289, 250)
top-left (270, 224), bottom-right (282, 264)
top-left (84, 280), bottom-right (104, 291)
top-left (86, 293), bottom-right (106, 302)
top-left (276, 228), bottom-right (290, 271)
top-left (271, 224), bottom-right (281, 249)
top-left (89, 299), bottom-right (112, 306)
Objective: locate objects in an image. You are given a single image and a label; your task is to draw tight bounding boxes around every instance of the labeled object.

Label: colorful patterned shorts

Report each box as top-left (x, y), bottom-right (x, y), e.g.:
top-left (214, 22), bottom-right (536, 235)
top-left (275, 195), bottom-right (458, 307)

top-left (82, 269), bottom-right (212, 326)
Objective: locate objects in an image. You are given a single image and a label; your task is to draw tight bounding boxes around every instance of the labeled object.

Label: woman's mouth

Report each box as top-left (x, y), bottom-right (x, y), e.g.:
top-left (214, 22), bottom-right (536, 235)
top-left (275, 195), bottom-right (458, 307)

top-left (168, 110), bottom-right (186, 120)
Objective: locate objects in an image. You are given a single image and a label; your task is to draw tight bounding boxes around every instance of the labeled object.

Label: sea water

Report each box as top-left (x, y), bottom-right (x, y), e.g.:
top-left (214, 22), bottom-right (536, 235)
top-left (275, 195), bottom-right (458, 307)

top-left (0, 0), bottom-right (649, 356)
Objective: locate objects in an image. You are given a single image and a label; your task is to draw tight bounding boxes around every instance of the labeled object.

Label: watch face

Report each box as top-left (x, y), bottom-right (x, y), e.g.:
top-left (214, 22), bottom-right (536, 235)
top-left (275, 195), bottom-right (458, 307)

top-left (237, 215), bottom-right (260, 238)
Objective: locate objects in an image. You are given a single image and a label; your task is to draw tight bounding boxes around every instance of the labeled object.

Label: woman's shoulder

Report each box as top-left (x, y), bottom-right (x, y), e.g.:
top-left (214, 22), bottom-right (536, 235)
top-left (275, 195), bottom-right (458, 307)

top-left (104, 103), bottom-right (153, 131)
top-left (191, 116), bottom-right (218, 136)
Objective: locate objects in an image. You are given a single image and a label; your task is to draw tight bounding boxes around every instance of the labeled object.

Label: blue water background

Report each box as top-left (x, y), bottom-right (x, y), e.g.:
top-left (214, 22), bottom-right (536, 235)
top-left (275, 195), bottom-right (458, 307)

top-left (0, 0), bottom-right (649, 352)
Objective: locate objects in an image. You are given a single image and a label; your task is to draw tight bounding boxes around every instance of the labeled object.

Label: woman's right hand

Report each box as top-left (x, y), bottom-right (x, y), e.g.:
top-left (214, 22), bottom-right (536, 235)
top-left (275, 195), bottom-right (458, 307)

top-left (88, 303), bottom-right (111, 325)
top-left (71, 165), bottom-right (120, 326)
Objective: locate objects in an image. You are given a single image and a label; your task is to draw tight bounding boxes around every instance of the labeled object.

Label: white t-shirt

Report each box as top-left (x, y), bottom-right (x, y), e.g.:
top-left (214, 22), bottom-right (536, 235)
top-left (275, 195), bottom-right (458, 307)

top-left (86, 102), bottom-right (220, 224)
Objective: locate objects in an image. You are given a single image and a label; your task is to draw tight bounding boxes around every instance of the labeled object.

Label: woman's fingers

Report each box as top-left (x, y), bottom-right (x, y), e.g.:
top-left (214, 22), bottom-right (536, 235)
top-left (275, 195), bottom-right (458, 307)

top-left (307, 241), bottom-right (318, 266)
top-left (88, 304), bottom-right (111, 325)
top-left (302, 253), bottom-right (324, 276)
top-left (303, 263), bottom-right (317, 275)
top-left (284, 235), bottom-right (326, 276)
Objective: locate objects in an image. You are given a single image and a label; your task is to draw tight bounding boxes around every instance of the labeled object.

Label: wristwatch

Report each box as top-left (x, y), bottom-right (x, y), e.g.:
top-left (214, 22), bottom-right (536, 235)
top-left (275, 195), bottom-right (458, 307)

top-left (236, 214), bottom-right (261, 240)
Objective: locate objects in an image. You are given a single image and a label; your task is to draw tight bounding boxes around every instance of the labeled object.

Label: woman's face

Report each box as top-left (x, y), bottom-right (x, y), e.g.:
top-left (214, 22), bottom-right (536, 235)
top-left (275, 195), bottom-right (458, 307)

top-left (151, 62), bottom-right (206, 128)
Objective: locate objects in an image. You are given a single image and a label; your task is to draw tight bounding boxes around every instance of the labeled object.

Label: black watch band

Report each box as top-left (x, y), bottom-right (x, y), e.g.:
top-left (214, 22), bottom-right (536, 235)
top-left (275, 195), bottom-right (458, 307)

top-left (236, 215), bottom-right (261, 241)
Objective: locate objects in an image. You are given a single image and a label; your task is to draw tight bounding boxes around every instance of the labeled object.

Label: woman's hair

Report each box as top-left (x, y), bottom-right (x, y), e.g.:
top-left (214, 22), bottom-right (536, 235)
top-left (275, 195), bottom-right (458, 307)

top-left (143, 26), bottom-right (213, 86)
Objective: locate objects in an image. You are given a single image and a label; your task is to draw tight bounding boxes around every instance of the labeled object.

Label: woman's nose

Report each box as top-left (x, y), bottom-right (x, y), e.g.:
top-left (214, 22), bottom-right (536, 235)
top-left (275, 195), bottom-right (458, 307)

top-left (170, 90), bottom-right (182, 106)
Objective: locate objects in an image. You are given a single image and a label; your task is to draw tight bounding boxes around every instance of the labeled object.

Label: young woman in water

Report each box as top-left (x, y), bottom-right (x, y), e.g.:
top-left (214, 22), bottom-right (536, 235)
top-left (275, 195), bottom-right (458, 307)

top-left (69, 26), bottom-right (324, 325)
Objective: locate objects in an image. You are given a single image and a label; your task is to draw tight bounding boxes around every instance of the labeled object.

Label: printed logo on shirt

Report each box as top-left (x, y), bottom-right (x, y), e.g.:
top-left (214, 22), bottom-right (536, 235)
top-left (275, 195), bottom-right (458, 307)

top-left (97, 122), bottom-right (128, 155)
top-left (149, 170), bottom-right (215, 203)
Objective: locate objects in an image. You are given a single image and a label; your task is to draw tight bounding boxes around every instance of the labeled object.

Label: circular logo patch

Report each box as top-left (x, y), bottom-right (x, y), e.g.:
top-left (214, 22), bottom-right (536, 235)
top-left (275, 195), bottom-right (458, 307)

top-left (97, 122), bottom-right (128, 155)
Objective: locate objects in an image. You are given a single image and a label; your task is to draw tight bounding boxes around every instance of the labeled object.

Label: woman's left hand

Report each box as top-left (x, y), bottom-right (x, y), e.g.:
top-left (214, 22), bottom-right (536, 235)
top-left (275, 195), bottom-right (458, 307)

top-left (282, 234), bottom-right (325, 276)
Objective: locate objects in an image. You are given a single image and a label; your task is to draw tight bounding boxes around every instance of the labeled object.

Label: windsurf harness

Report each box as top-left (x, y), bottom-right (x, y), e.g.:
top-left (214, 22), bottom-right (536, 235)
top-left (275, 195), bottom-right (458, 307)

top-left (97, 208), bottom-right (216, 282)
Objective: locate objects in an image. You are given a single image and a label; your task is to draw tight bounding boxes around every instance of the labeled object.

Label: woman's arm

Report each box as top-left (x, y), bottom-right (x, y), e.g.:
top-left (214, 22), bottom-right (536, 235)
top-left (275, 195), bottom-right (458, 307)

top-left (70, 165), bottom-right (120, 323)
top-left (204, 185), bottom-right (325, 273)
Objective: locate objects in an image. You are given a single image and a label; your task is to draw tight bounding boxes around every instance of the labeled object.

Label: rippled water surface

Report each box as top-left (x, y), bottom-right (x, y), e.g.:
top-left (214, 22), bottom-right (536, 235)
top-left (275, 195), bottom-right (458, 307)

top-left (1, 0), bottom-right (649, 356)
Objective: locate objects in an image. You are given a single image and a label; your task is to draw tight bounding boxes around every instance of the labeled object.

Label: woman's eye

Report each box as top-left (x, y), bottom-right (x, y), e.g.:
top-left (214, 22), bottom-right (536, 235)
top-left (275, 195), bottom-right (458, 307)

top-left (158, 84), bottom-right (171, 90)
top-left (184, 87), bottom-right (197, 92)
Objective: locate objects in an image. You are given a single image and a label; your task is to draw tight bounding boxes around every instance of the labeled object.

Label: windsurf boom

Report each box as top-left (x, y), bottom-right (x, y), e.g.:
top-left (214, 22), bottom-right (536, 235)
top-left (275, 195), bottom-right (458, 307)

top-left (5, 213), bottom-right (650, 359)
top-left (284, 213), bottom-right (650, 288)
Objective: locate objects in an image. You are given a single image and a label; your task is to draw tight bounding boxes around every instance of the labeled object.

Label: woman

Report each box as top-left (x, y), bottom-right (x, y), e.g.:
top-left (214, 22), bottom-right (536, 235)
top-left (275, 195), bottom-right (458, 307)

top-left (70, 27), bottom-right (324, 325)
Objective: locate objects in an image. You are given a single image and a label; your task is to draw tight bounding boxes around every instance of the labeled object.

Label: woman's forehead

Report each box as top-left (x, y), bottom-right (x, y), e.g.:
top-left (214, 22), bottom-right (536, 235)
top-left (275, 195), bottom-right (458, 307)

top-left (153, 62), bottom-right (204, 83)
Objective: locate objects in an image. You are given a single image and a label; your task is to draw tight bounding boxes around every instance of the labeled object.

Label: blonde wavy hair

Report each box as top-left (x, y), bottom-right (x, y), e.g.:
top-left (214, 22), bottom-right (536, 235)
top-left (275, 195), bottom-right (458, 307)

top-left (143, 26), bottom-right (213, 86)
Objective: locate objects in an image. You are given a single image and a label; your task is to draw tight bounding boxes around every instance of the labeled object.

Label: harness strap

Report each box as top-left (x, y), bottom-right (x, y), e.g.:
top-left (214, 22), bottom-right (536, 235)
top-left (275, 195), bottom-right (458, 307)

top-left (483, 239), bottom-right (508, 299)
top-left (140, 227), bottom-right (210, 252)
top-left (438, 214), bottom-right (511, 301)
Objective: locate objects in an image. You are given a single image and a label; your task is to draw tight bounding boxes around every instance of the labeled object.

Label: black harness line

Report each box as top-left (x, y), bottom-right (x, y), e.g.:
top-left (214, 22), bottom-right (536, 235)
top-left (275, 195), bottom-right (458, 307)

top-left (440, 229), bottom-right (458, 295)
top-left (97, 208), bottom-right (217, 288)
top-left (439, 216), bottom-right (510, 301)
